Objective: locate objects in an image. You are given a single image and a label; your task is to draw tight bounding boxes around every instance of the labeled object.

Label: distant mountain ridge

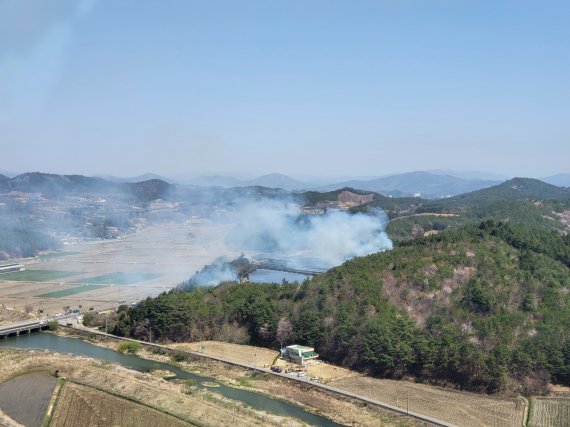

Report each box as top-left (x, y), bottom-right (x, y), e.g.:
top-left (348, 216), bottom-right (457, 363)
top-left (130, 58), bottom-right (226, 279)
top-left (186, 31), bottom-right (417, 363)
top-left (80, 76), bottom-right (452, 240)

top-left (190, 170), bottom-right (505, 197)
top-left (95, 173), bottom-right (172, 184)
top-left (189, 173), bottom-right (305, 190)
top-left (318, 171), bottom-right (501, 198)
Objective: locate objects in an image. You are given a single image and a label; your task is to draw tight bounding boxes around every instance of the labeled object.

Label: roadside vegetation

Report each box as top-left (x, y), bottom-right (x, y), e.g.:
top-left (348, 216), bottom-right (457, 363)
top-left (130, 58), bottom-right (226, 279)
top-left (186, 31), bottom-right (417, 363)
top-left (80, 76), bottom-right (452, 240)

top-left (117, 341), bottom-right (141, 354)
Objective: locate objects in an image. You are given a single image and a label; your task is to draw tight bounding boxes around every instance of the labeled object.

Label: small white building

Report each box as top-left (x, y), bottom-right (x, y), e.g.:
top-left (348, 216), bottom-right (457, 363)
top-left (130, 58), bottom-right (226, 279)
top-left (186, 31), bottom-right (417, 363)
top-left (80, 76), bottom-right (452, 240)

top-left (284, 344), bottom-right (319, 365)
top-left (0, 264), bottom-right (25, 274)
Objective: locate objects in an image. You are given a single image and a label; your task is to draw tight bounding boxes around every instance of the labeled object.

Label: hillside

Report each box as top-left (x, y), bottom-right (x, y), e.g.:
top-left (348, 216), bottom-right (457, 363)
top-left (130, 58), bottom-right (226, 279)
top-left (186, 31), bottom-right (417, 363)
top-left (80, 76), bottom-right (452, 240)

top-left (418, 178), bottom-right (570, 213)
top-left (374, 178), bottom-right (570, 241)
top-left (387, 199), bottom-right (570, 241)
top-left (302, 187), bottom-right (425, 218)
top-left (0, 172), bottom-right (173, 203)
top-left (114, 220), bottom-right (570, 395)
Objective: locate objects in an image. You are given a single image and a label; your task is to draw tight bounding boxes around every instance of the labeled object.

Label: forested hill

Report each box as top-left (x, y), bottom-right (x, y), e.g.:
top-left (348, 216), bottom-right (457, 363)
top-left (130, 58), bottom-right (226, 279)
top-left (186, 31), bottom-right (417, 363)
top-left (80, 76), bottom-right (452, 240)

top-left (418, 177), bottom-right (570, 213)
top-left (113, 220), bottom-right (570, 394)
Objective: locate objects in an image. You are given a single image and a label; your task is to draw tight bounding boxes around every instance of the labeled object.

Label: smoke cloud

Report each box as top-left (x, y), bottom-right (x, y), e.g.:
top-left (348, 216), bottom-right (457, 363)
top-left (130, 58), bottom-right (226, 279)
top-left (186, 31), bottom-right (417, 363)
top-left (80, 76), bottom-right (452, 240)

top-left (223, 199), bottom-right (392, 270)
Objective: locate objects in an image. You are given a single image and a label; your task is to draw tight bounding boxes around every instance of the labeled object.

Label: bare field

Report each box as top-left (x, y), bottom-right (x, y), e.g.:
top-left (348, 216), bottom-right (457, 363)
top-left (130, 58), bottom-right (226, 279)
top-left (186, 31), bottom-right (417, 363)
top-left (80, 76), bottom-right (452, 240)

top-left (0, 221), bottom-right (239, 317)
top-left (51, 382), bottom-right (190, 427)
top-left (171, 341), bottom-right (279, 368)
top-left (0, 348), bottom-right (305, 427)
top-left (330, 375), bottom-right (525, 427)
top-left (0, 307), bottom-right (34, 325)
top-left (528, 397), bottom-right (570, 427)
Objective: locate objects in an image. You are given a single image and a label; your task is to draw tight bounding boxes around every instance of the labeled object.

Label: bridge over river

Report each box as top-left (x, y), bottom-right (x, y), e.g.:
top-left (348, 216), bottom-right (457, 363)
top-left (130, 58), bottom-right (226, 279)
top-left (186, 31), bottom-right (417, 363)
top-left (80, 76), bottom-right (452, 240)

top-left (0, 314), bottom-right (76, 339)
top-left (253, 258), bottom-right (327, 276)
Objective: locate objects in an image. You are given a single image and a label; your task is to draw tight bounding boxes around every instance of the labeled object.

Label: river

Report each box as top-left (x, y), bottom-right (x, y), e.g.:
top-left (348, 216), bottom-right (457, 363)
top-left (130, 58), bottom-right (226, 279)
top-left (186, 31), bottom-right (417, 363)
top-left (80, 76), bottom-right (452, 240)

top-left (0, 333), bottom-right (343, 427)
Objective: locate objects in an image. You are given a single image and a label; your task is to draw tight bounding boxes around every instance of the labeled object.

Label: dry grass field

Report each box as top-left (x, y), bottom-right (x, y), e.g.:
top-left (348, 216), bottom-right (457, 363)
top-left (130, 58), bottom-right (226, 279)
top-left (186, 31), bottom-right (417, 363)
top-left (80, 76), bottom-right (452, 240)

top-left (0, 307), bottom-right (34, 325)
top-left (171, 341), bottom-right (279, 368)
top-left (330, 375), bottom-right (526, 427)
top-left (528, 397), bottom-right (570, 427)
top-left (51, 382), bottom-right (190, 427)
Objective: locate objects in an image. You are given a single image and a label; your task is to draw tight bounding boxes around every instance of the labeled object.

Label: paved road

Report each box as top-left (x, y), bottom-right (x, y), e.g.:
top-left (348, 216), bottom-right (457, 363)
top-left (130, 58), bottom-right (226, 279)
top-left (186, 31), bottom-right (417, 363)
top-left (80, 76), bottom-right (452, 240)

top-left (66, 325), bottom-right (456, 427)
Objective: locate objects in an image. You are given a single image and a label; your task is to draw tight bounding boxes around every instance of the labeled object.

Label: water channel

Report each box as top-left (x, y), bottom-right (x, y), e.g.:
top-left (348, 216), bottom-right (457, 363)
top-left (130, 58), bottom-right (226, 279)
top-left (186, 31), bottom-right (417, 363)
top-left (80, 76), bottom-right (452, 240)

top-left (248, 269), bottom-right (310, 284)
top-left (0, 333), bottom-right (343, 427)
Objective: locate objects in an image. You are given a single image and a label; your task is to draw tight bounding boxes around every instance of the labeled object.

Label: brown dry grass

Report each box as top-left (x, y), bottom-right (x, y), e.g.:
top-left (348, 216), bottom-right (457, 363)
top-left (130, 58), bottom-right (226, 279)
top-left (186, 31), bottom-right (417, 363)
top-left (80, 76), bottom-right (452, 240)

top-left (0, 307), bottom-right (34, 325)
top-left (51, 382), bottom-right (190, 427)
top-left (167, 355), bottom-right (420, 427)
top-left (170, 341), bottom-right (279, 368)
top-left (528, 397), bottom-right (570, 427)
top-left (330, 375), bottom-right (525, 427)
top-left (0, 348), bottom-right (305, 427)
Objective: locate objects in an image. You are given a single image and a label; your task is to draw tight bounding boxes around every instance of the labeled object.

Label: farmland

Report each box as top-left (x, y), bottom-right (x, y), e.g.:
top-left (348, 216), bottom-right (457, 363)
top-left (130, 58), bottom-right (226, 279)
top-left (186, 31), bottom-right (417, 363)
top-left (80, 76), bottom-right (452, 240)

top-left (51, 382), bottom-right (190, 427)
top-left (170, 339), bottom-right (526, 427)
top-left (528, 397), bottom-right (570, 427)
top-left (0, 372), bottom-right (57, 427)
top-left (170, 341), bottom-right (279, 368)
top-left (0, 270), bottom-right (76, 282)
top-left (82, 272), bottom-right (163, 285)
top-left (0, 220), bottom-right (238, 320)
top-left (330, 375), bottom-right (526, 427)
top-left (0, 347), bottom-right (305, 427)
top-left (37, 284), bottom-right (108, 298)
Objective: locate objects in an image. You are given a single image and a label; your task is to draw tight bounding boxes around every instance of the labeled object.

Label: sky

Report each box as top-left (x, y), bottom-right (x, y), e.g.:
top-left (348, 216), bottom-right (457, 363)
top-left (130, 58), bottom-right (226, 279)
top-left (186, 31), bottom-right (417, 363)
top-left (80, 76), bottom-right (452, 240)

top-left (1, 0), bottom-right (569, 179)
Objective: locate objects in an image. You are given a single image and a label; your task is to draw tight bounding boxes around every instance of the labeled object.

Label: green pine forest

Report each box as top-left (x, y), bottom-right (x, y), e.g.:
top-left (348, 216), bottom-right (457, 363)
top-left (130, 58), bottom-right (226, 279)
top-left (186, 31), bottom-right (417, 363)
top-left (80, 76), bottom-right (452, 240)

top-left (110, 178), bottom-right (570, 395)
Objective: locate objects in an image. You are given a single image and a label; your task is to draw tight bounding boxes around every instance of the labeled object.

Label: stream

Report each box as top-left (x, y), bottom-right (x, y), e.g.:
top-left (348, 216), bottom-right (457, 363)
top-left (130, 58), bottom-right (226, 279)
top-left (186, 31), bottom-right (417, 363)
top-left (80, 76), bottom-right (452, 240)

top-left (0, 332), bottom-right (343, 427)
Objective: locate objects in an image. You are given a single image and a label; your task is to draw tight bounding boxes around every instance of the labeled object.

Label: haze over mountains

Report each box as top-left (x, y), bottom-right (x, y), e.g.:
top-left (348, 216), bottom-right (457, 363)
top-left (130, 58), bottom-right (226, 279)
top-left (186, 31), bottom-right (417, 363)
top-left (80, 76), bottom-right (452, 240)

top-left (186, 171), bottom-right (502, 198)
top-left (2, 170), bottom-right (570, 200)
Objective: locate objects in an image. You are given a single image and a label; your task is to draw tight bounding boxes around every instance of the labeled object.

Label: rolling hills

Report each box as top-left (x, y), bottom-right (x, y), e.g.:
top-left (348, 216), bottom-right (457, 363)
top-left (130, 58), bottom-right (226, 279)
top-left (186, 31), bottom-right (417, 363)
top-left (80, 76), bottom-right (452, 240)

top-left (114, 220), bottom-right (570, 394)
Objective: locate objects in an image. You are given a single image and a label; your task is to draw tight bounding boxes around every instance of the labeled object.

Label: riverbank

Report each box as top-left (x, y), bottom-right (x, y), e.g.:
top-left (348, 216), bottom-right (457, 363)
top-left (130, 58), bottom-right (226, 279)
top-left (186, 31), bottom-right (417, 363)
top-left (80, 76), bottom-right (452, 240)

top-left (55, 328), bottom-right (419, 426)
top-left (0, 347), bottom-right (306, 427)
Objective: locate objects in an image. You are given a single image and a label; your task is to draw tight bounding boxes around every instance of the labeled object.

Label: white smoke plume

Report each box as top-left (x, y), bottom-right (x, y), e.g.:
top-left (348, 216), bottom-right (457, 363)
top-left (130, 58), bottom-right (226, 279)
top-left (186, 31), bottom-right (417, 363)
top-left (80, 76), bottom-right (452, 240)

top-left (223, 199), bottom-right (392, 270)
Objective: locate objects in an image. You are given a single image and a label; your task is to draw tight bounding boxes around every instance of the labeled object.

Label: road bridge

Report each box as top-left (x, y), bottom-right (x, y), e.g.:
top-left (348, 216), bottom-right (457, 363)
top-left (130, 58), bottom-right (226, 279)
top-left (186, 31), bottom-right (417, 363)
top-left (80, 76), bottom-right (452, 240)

top-left (0, 314), bottom-right (77, 339)
top-left (0, 321), bottom-right (48, 338)
top-left (253, 259), bottom-right (326, 276)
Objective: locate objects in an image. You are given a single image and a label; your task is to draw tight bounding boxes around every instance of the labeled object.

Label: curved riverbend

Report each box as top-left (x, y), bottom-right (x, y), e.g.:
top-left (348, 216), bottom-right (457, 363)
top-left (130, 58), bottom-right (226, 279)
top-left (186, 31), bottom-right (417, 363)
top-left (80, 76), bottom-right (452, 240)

top-left (0, 333), bottom-right (343, 427)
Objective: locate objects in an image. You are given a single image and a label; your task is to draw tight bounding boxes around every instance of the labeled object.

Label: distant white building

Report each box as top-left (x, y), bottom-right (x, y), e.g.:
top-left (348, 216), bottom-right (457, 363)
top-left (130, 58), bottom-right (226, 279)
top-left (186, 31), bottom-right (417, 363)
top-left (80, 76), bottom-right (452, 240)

top-left (284, 344), bottom-right (319, 365)
top-left (0, 264), bottom-right (25, 274)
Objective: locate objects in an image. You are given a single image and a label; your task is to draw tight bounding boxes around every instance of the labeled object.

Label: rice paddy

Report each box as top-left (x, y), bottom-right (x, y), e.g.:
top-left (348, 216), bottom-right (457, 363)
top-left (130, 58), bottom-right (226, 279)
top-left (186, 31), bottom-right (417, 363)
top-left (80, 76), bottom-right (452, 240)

top-left (0, 270), bottom-right (77, 282)
top-left (37, 285), bottom-right (108, 298)
top-left (82, 272), bottom-right (162, 285)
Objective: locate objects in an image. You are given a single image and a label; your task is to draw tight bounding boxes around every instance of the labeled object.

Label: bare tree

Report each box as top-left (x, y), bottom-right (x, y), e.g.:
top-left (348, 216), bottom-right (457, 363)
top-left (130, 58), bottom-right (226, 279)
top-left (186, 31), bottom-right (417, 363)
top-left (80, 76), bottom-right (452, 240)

top-left (276, 317), bottom-right (293, 348)
top-left (24, 304), bottom-right (34, 314)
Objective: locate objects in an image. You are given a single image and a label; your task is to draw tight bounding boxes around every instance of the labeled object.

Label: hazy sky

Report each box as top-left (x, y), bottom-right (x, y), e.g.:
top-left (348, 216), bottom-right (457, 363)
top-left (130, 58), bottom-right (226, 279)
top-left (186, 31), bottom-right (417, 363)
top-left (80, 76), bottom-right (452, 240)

top-left (1, 1), bottom-right (569, 179)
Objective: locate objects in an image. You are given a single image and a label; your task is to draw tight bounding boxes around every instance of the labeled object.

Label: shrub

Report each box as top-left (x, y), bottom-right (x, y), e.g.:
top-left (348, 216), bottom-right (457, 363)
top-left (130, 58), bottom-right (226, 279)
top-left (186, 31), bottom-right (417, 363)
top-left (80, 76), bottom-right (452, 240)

top-left (117, 341), bottom-right (141, 354)
top-left (47, 320), bottom-right (59, 331)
